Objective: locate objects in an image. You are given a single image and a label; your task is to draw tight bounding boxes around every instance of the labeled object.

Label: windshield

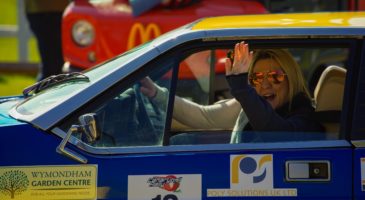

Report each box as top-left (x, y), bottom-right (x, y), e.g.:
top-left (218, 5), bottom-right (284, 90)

top-left (84, 42), bottom-right (152, 79)
top-left (16, 81), bottom-right (91, 115)
top-left (16, 42), bottom-right (153, 116)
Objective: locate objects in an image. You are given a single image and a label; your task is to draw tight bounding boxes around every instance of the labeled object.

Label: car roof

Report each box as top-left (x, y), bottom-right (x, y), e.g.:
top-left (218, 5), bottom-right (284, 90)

top-left (192, 12), bottom-right (365, 30)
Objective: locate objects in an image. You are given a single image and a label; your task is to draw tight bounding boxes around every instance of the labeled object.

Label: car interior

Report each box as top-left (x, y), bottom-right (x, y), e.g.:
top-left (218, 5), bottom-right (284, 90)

top-left (169, 46), bottom-right (348, 145)
top-left (313, 65), bottom-right (346, 138)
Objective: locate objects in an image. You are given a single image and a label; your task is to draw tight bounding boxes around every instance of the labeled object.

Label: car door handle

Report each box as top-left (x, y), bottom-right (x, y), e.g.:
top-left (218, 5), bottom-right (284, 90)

top-left (285, 160), bottom-right (330, 182)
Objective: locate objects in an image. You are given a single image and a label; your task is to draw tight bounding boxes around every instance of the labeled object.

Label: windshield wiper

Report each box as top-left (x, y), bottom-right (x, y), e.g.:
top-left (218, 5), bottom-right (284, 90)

top-left (23, 72), bottom-right (89, 97)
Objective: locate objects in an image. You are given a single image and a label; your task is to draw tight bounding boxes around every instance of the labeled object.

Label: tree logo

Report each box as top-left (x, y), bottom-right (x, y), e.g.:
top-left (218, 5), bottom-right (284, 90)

top-left (0, 170), bottom-right (29, 199)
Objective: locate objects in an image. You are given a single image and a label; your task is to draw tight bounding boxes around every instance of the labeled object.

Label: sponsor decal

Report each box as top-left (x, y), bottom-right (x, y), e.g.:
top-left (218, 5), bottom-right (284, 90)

top-left (127, 22), bottom-right (161, 50)
top-left (207, 154), bottom-right (297, 197)
top-left (0, 165), bottom-right (97, 200)
top-left (128, 174), bottom-right (201, 200)
top-left (147, 175), bottom-right (182, 192)
top-left (361, 157), bottom-right (365, 191)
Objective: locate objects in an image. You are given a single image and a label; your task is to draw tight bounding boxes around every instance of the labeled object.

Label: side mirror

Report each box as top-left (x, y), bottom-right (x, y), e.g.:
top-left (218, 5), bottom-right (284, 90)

top-left (78, 113), bottom-right (101, 143)
top-left (56, 113), bottom-right (100, 163)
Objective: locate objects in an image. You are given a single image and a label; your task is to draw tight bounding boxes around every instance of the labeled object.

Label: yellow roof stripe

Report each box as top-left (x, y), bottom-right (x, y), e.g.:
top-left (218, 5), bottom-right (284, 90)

top-left (192, 12), bottom-right (365, 30)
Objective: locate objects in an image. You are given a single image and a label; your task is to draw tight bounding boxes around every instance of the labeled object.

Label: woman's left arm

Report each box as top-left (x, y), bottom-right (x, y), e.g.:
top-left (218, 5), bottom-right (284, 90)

top-left (225, 41), bottom-right (321, 132)
top-left (226, 73), bottom-right (319, 132)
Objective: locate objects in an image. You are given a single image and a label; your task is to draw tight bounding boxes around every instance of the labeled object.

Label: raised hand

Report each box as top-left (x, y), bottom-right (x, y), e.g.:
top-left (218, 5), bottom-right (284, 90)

top-left (225, 41), bottom-right (253, 75)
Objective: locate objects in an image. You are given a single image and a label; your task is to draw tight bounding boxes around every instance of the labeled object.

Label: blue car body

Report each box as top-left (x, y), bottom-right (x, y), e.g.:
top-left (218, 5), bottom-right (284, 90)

top-left (1, 12), bottom-right (365, 200)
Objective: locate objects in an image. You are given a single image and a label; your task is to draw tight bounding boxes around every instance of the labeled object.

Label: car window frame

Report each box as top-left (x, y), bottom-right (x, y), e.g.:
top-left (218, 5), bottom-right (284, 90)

top-left (169, 38), bottom-right (360, 137)
top-left (53, 37), bottom-right (361, 154)
top-left (349, 38), bottom-right (365, 141)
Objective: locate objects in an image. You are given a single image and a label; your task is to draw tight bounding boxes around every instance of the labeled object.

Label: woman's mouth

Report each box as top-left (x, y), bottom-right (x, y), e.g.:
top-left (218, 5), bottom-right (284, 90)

top-left (262, 94), bottom-right (276, 102)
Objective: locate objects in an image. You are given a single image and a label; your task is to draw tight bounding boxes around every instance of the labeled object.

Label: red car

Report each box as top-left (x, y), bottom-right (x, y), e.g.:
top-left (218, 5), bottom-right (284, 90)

top-left (62, 0), bottom-right (365, 73)
top-left (61, 0), bottom-right (268, 72)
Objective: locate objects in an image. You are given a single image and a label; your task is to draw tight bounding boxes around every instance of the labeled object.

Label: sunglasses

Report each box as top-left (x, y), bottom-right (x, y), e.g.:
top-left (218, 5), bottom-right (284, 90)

top-left (249, 70), bottom-right (287, 86)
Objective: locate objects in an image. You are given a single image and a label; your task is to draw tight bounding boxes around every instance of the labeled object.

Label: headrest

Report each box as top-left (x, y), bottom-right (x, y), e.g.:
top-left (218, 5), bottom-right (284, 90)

top-left (314, 65), bottom-right (346, 111)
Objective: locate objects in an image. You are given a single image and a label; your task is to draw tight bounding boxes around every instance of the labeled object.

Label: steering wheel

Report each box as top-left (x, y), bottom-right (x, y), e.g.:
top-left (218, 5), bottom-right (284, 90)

top-left (133, 84), bottom-right (163, 145)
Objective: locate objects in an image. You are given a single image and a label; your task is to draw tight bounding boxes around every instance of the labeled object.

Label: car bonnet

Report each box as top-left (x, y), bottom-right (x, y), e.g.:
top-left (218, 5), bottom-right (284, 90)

top-left (0, 98), bottom-right (25, 127)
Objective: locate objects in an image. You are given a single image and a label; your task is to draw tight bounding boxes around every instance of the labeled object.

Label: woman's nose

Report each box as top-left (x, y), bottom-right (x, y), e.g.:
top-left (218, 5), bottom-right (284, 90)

top-left (260, 77), bottom-right (272, 88)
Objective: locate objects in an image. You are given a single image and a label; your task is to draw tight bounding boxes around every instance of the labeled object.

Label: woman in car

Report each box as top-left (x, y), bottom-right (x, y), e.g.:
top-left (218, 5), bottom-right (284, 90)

top-left (141, 41), bottom-right (324, 142)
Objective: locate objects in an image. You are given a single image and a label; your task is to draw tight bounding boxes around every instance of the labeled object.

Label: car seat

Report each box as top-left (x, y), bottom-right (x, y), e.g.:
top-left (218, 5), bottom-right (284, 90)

top-left (314, 65), bottom-right (346, 136)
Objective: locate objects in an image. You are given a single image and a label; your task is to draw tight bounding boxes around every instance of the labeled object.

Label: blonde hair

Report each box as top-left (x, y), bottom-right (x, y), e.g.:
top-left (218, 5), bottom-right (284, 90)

top-left (248, 49), bottom-right (311, 109)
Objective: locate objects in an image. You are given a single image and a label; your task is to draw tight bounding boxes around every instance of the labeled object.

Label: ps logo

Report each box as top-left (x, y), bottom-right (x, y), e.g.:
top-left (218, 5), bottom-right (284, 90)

top-left (231, 154), bottom-right (273, 189)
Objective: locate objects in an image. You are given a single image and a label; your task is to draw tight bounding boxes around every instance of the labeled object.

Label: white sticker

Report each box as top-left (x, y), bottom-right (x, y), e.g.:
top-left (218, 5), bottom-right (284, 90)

top-left (128, 174), bottom-right (201, 200)
top-left (207, 154), bottom-right (297, 197)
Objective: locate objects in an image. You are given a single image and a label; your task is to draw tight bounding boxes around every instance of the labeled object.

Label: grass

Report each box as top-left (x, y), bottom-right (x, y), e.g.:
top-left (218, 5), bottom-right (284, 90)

top-left (0, 0), bottom-right (39, 96)
top-left (0, 37), bottom-right (40, 62)
top-left (0, 0), bottom-right (16, 25)
top-left (0, 74), bottom-right (35, 96)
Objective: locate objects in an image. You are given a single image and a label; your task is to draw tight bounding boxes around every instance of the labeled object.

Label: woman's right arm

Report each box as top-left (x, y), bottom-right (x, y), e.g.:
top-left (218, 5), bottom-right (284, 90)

top-left (153, 85), bottom-right (240, 129)
top-left (142, 77), bottom-right (240, 130)
top-left (173, 97), bottom-right (240, 129)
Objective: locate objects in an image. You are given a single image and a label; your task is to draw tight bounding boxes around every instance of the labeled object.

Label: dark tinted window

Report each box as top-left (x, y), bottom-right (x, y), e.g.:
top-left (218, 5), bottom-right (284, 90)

top-left (259, 0), bottom-right (349, 13)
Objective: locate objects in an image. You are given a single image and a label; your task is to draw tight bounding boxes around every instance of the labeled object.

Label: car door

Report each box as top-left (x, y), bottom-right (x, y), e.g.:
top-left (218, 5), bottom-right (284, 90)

top-left (51, 38), bottom-right (358, 200)
top-left (352, 38), bottom-right (365, 200)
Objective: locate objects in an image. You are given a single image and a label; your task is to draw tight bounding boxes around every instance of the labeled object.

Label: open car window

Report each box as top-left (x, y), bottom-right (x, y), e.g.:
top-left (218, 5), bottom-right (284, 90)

top-left (169, 44), bottom-right (349, 145)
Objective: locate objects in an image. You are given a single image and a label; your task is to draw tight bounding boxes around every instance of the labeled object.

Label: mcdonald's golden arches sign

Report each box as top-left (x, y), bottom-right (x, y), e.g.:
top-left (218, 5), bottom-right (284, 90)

top-left (127, 23), bottom-right (161, 50)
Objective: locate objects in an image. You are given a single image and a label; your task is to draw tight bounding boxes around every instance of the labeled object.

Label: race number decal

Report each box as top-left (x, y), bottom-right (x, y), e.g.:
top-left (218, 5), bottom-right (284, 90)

top-left (128, 174), bottom-right (201, 200)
